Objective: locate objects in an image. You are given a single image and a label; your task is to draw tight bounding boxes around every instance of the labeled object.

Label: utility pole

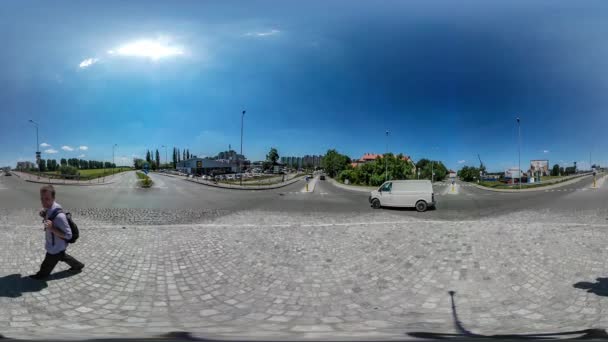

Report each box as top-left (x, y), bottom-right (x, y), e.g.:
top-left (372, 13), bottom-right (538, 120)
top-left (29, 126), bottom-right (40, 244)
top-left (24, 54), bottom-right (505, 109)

top-left (112, 144), bottom-right (118, 175)
top-left (240, 110), bottom-right (246, 186)
top-left (516, 117), bottom-right (521, 189)
top-left (28, 120), bottom-right (40, 177)
top-left (385, 130), bottom-right (389, 182)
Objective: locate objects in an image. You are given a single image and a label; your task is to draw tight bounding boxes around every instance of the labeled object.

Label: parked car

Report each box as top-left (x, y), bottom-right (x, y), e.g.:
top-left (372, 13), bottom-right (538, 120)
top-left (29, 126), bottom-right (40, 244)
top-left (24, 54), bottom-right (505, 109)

top-left (320, 175), bottom-right (326, 180)
top-left (4, 172), bottom-right (11, 176)
top-left (369, 180), bottom-right (435, 212)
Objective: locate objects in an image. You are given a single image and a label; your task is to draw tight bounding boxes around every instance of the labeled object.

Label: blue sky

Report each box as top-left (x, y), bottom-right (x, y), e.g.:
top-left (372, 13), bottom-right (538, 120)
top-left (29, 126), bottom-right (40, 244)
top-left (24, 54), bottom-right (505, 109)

top-left (1, 0), bottom-right (608, 172)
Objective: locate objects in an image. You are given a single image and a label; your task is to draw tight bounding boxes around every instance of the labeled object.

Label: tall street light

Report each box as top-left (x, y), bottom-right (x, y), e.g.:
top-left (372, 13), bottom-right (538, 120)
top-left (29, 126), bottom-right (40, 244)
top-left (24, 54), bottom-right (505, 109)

top-left (385, 130), bottom-right (390, 182)
top-left (112, 144), bottom-right (118, 175)
top-left (28, 120), bottom-right (40, 176)
top-left (516, 117), bottom-right (521, 189)
top-left (240, 110), bottom-right (246, 186)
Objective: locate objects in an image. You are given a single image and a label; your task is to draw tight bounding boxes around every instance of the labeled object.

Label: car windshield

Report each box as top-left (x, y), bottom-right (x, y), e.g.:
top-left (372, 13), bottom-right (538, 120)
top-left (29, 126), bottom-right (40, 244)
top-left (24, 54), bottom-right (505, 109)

top-left (2, 0), bottom-right (608, 341)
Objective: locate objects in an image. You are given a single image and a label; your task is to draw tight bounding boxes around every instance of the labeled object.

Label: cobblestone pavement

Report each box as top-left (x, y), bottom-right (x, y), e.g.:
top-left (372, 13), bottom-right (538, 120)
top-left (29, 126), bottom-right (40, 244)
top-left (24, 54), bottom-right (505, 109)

top-left (2, 209), bottom-right (608, 340)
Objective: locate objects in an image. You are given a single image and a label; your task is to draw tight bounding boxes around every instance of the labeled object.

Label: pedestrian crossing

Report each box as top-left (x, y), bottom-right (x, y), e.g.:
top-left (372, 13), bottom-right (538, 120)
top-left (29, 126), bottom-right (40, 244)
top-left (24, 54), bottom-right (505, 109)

top-left (434, 183), bottom-right (475, 187)
top-left (281, 191), bottom-right (330, 195)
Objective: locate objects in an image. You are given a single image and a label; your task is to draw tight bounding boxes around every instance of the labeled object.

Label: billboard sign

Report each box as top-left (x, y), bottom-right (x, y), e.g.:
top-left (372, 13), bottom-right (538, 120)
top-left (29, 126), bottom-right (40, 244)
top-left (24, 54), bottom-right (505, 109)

top-left (530, 160), bottom-right (549, 176)
top-left (505, 168), bottom-right (522, 179)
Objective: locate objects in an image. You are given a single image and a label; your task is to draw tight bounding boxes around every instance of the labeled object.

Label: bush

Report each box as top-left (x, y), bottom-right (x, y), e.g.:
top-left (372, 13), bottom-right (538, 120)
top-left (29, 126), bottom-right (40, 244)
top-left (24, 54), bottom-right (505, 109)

top-left (136, 171), bottom-right (154, 188)
top-left (59, 165), bottom-right (78, 176)
top-left (140, 177), bottom-right (153, 188)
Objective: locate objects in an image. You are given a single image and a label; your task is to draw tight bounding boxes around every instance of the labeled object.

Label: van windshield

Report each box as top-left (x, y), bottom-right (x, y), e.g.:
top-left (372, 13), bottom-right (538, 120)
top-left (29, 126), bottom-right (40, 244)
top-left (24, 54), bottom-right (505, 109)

top-left (380, 182), bottom-right (392, 192)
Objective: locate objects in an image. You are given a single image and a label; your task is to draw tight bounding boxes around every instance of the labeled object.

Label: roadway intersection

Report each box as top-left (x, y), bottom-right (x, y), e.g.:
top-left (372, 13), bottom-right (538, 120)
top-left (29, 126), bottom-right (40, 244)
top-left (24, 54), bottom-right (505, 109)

top-left (2, 171), bottom-right (608, 340)
top-left (1, 171), bottom-right (606, 219)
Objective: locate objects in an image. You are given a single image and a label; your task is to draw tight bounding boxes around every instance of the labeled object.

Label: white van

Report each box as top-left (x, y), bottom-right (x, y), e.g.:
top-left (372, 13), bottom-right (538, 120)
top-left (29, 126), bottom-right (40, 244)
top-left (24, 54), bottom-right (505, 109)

top-left (369, 180), bottom-right (435, 212)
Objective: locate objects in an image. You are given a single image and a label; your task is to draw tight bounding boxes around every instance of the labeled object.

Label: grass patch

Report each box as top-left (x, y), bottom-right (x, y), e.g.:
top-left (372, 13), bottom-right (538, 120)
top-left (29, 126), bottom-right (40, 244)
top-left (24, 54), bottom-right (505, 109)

top-left (477, 174), bottom-right (587, 189)
top-left (136, 171), bottom-right (153, 188)
top-left (42, 168), bottom-right (131, 180)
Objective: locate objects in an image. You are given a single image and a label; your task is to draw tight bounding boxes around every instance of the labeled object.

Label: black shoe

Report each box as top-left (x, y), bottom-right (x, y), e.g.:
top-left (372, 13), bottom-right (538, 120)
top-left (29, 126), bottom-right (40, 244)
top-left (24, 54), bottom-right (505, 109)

top-left (28, 274), bottom-right (48, 281)
top-left (68, 265), bottom-right (84, 273)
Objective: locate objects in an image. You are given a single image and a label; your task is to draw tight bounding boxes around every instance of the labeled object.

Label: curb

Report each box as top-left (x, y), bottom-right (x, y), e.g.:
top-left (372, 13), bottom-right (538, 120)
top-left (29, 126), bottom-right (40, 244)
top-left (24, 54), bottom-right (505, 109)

top-left (469, 174), bottom-right (594, 192)
top-left (301, 175), bottom-right (319, 193)
top-left (184, 175), bottom-right (305, 190)
top-left (327, 178), bottom-right (375, 193)
top-left (24, 179), bottom-right (115, 186)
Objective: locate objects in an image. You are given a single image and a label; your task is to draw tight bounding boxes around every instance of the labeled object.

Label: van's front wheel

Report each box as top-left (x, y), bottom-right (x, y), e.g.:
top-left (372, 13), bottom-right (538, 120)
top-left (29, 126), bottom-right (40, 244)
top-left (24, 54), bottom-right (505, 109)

top-left (415, 200), bottom-right (428, 212)
top-left (371, 198), bottom-right (381, 209)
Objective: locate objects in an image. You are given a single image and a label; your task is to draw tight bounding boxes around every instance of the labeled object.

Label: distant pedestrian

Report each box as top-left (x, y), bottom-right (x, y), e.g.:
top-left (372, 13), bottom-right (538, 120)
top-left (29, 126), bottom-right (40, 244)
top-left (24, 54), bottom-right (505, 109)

top-left (29, 185), bottom-right (84, 280)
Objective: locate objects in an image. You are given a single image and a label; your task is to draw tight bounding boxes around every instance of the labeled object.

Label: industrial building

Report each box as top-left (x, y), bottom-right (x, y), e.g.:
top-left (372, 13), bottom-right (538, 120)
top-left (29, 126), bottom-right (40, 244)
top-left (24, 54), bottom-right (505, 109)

top-left (176, 158), bottom-right (238, 176)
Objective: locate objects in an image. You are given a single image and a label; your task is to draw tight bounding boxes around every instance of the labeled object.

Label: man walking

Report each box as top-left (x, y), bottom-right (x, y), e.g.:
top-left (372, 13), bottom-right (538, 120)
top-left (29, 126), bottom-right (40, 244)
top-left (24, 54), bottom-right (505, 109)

top-left (30, 185), bottom-right (84, 280)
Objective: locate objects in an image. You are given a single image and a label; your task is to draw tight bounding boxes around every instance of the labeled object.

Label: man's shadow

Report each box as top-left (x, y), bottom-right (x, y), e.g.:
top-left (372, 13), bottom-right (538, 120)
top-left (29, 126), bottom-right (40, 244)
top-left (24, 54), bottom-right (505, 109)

top-left (573, 277), bottom-right (608, 296)
top-left (0, 270), bottom-right (79, 298)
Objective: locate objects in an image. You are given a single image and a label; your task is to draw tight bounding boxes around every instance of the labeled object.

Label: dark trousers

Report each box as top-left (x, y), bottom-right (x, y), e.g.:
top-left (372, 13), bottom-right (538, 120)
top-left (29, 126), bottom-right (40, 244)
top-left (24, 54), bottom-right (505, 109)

top-left (37, 250), bottom-right (83, 277)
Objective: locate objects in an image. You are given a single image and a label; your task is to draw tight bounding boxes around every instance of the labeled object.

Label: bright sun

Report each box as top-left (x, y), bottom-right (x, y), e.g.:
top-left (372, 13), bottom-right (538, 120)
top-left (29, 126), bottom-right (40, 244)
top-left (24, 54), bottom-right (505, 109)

top-left (108, 39), bottom-right (184, 60)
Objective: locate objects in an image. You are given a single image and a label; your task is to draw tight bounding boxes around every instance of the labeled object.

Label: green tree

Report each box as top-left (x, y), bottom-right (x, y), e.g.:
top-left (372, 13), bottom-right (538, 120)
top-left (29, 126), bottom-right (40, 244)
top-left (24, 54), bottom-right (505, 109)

top-left (266, 147), bottom-right (279, 165)
top-left (155, 149), bottom-right (160, 168)
top-left (416, 158), bottom-right (448, 181)
top-left (133, 158), bottom-right (146, 170)
top-left (559, 166), bottom-right (564, 175)
top-left (39, 159), bottom-right (46, 172)
top-left (146, 150), bottom-right (151, 163)
top-left (60, 158), bottom-right (67, 166)
top-left (321, 149), bottom-right (351, 178)
top-left (551, 164), bottom-right (560, 176)
top-left (457, 166), bottom-right (480, 182)
top-left (172, 147), bottom-right (177, 168)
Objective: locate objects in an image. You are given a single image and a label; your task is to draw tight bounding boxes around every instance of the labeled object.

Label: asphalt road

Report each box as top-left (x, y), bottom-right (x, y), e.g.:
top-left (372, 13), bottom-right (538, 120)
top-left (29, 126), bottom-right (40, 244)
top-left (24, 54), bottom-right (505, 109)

top-left (1, 171), bottom-right (606, 219)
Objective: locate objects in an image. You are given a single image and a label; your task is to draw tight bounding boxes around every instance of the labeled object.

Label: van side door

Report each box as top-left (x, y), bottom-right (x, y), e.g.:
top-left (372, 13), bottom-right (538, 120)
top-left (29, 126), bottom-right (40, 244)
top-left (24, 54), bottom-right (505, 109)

top-left (379, 182), bottom-right (393, 206)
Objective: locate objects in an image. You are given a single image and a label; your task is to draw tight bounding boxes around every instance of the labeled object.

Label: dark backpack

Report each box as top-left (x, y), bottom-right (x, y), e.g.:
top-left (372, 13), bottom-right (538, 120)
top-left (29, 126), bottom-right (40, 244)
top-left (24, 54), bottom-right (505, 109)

top-left (49, 209), bottom-right (79, 244)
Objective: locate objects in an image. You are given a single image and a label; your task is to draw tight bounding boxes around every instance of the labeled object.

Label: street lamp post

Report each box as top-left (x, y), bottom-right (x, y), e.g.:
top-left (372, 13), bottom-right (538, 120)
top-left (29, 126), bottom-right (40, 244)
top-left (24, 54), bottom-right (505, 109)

top-left (162, 145), bottom-right (167, 169)
top-left (240, 110), bottom-right (246, 186)
top-left (385, 130), bottom-right (389, 182)
top-left (28, 120), bottom-right (40, 178)
top-left (112, 144), bottom-right (118, 175)
top-left (516, 117), bottom-right (521, 189)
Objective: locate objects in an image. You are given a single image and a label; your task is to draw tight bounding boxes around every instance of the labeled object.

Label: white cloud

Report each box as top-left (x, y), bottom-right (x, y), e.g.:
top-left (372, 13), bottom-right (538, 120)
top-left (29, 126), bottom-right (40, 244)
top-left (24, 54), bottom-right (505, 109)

top-left (61, 145), bottom-right (74, 151)
top-left (40, 142), bottom-right (51, 147)
top-left (79, 146), bottom-right (88, 151)
top-left (543, 150), bottom-right (550, 153)
top-left (78, 154), bottom-right (85, 158)
top-left (108, 39), bottom-right (183, 60)
top-left (245, 29), bottom-right (280, 37)
top-left (457, 160), bottom-right (466, 164)
top-left (79, 58), bottom-right (99, 69)
top-left (44, 149), bottom-right (58, 154)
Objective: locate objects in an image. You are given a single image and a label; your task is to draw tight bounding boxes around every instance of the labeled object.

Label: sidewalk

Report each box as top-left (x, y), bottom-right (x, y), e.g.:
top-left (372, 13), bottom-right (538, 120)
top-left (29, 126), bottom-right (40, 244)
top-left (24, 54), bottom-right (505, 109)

top-left (12, 171), bottom-right (119, 186)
